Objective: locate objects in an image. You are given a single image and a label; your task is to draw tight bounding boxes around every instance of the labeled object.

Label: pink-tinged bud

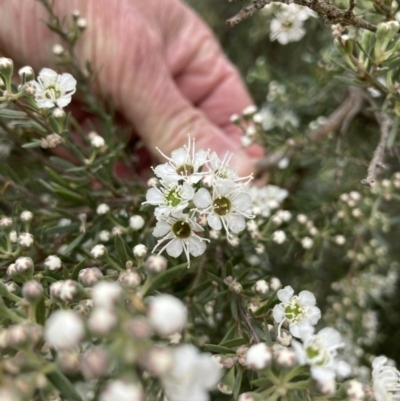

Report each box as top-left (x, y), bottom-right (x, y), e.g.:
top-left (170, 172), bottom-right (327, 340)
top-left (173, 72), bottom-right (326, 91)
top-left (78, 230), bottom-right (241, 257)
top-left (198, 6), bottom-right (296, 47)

top-left (0, 216), bottom-right (12, 229)
top-left (145, 255), bottom-right (167, 274)
top-left (91, 244), bottom-right (107, 259)
top-left (17, 233), bottom-right (34, 248)
top-left (274, 347), bottom-right (297, 368)
top-left (148, 294), bottom-right (187, 336)
top-left (81, 347), bottom-right (110, 380)
top-left (50, 280), bottom-right (83, 303)
top-left (78, 268), bottom-right (103, 287)
top-left (133, 244), bottom-right (147, 258)
top-left (15, 257), bottom-right (34, 276)
top-left (6, 324), bottom-right (30, 348)
top-left (245, 343), bottom-right (271, 370)
top-left (0, 58), bottom-right (13, 82)
top-left (91, 281), bottom-right (122, 308)
top-left (253, 279), bottom-right (269, 294)
top-left (145, 346), bottom-right (173, 375)
top-left (118, 269), bottom-right (141, 288)
top-left (44, 255), bottom-right (62, 271)
top-left (88, 307), bottom-right (118, 335)
top-left (45, 310), bottom-right (84, 350)
top-left (22, 280), bottom-right (43, 303)
top-left (99, 380), bottom-right (144, 401)
top-left (129, 215), bottom-right (145, 230)
top-left (57, 349), bottom-right (81, 373)
top-left (20, 210), bottom-right (33, 222)
top-left (124, 317), bottom-right (152, 339)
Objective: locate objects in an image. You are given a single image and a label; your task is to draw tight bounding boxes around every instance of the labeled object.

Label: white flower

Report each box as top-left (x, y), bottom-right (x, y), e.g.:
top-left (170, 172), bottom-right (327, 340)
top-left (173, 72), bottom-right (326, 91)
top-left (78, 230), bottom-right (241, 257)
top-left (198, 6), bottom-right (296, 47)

top-left (96, 203), bottom-right (110, 215)
top-left (17, 232), bottom-right (34, 247)
top-left (372, 356), bottom-right (400, 401)
top-left (31, 68), bottom-right (76, 108)
top-left (44, 310), bottom-right (84, 350)
top-left (129, 215), bottom-right (145, 230)
top-left (144, 181), bottom-right (195, 217)
top-left (20, 210), bottom-right (33, 222)
top-left (154, 137), bottom-right (208, 185)
top-left (160, 344), bottom-right (222, 401)
top-left (91, 281), bottom-right (122, 309)
top-left (91, 244), bottom-right (106, 259)
top-left (272, 230), bottom-right (286, 244)
top-left (193, 180), bottom-right (253, 238)
top-left (152, 215), bottom-right (208, 264)
top-left (245, 343), bottom-right (272, 370)
top-left (148, 294), bottom-right (187, 336)
top-left (99, 380), bottom-right (143, 401)
top-left (44, 255), bottom-right (62, 271)
top-left (272, 285), bottom-right (321, 338)
top-left (249, 185), bottom-right (288, 217)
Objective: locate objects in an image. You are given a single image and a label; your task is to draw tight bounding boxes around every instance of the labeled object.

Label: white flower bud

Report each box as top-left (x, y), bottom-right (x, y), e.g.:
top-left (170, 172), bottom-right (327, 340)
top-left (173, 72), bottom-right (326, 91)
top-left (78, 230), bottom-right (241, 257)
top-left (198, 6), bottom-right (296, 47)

top-left (91, 244), bottom-right (107, 259)
top-left (238, 393), bottom-right (256, 401)
top-left (145, 346), bottom-right (173, 375)
top-left (20, 210), bottom-right (33, 221)
top-left (0, 58), bottom-right (13, 79)
top-left (78, 268), bottom-right (104, 287)
top-left (296, 214), bottom-right (308, 224)
top-left (277, 330), bottom-right (292, 346)
top-left (148, 294), bottom-right (187, 336)
top-left (6, 324), bottom-right (31, 347)
top-left (88, 132), bottom-right (106, 148)
top-left (270, 277), bottom-right (282, 291)
top-left (44, 255), bottom-right (62, 271)
top-left (81, 347), bottom-right (110, 380)
top-left (52, 44), bottom-right (64, 55)
top-left (241, 136), bottom-right (252, 147)
top-left (45, 310), bottom-right (84, 350)
top-left (118, 269), bottom-right (141, 288)
top-left (145, 254), bottom-right (167, 273)
top-left (51, 280), bottom-right (82, 303)
top-left (272, 230), bottom-right (286, 244)
top-left (346, 379), bottom-right (365, 400)
top-left (274, 347), bottom-right (297, 367)
top-left (6, 281), bottom-right (18, 293)
top-left (243, 105), bottom-right (257, 116)
top-left (278, 157), bottom-right (290, 169)
top-left (349, 191), bottom-right (361, 201)
top-left (147, 177), bottom-right (158, 187)
top-left (17, 232), bottom-right (34, 248)
top-left (9, 230), bottom-right (17, 243)
top-left (230, 113), bottom-right (240, 123)
top-left (88, 307), bottom-right (117, 335)
top-left (253, 113), bottom-right (263, 124)
top-left (96, 203), bottom-right (110, 215)
top-left (129, 215), bottom-right (145, 230)
top-left (99, 380), bottom-right (143, 401)
top-left (254, 279), bottom-right (269, 294)
top-left (245, 343), bottom-right (271, 370)
top-left (334, 235), bottom-right (346, 245)
top-left (53, 107), bottom-right (66, 119)
top-left (15, 256), bottom-right (34, 275)
top-left (125, 317), bottom-right (152, 339)
top-left (77, 17), bottom-right (87, 29)
top-left (133, 244), bottom-right (147, 258)
top-left (0, 216), bottom-right (12, 228)
top-left (91, 281), bottom-right (122, 308)
top-left (22, 280), bottom-right (44, 303)
top-left (301, 237), bottom-right (314, 249)
top-left (99, 230), bottom-right (111, 242)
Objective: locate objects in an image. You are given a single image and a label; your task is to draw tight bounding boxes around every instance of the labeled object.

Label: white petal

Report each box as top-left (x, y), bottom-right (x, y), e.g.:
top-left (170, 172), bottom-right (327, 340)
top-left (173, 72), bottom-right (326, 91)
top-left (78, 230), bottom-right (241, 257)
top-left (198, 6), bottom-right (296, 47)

top-left (207, 214), bottom-right (222, 231)
top-left (272, 304), bottom-right (285, 323)
top-left (226, 214), bottom-right (246, 234)
top-left (153, 221), bottom-right (171, 237)
top-left (194, 149), bottom-right (208, 168)
top-left (295, 320), bottom-right (315, 340)
top-left (291, 340), bottom-right (307, 365)
top-left (307, 306), bottom-right (321, 325)
top-left (59, 73), bottom-right (77, 92)
top-left (146, 188), bottom-right (164, 205)
top-left (35, 99), bottom-right (56, 108)
top-left (171, 148), bottom-right (188, 165)
top-left (56, 96), bottom-right (72, 108)
top-left (166, 239), bottom-right (183, 257)
top-left (38, 68), bottom-right (58, 84)
top-left (182, 182), bottom-right (195, 200)
top-left (277, 285), bottom-right (294, 303)
top-left (318, 327), bottom-right (341, 348)
top-left (193, 188), bottom-right (212, 209)
top-left (232, 193), bottom-right (252, 212)
top-left (298, 290), bottom-right (316, 307)
top-left (188, 237), bottom-right (206, 257)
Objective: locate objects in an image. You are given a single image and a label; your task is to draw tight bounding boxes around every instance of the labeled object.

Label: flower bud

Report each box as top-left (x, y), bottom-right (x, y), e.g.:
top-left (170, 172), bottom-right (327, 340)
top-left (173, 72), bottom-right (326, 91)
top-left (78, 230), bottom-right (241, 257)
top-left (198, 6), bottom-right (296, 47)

top-left (52, 44), bottom-right (64, 55)
top-left (20, 210), bottom-right (33, 222)
top-left (347, 379), bottom-right (365, 400)
top-left (9, 230), bottom-right (17, 243)
top-left (91, 244), bottom-right (107, 259)
top-left (81, 347), bottom-right (110, 380)
top-left (99, 381), bottom-right (143, 401)
top-left (277, 330), bottom-right (292, 346)
top-left (274, 347), bottom-right (297, 367)
top-left (148, 294), bottom-right (187, 336)
top-left (253, 279), bottom-right (269, 295)
top-left (15, 257), bottom-right (34, 276)
top-left (238, 393), bottom-right (257, 401)
top-left (145, 254), bottom-right (167, 274)
top-left (0, 58), bottom-right (13, 86)
top-left (125, 317), bottom-right (152, 339)
top-left (91, 281), bottom-right (122, 309)
top-left (45, 310), bottom-right (84, 350)
top-left (133, 244), bottom-right (147, 258)
top-left (245, 343), bottom-right (272, 370)
top-left (78, 267), bottom-right (103, 287)
top-left (22, 280), bottom-right (44, 303)
top-left (242, 105), bottom-right (257, 117)
top-left (57, 349), bottom-right (81, 374)
top-left (118, 269), bottom-right (141, 288)
top-left (99, 230), bottom-right (111, 242)
top-left (270, 277), bottom-right (282, 291)
top-left (50, 280), bottom-right (83, 303)
top-left (77, 17), bottom-right (87, 30)
top-left (0, 216), bottom-right (13, 229)
top-left (129, 215), bottom-right (145, 230)
top-left (52, 107), bottom-right (66, 120)
top-left (22, 81), bottom-right (36, 96)
top-left (44, 255), bottom-right (62, 271)
top-left (17, 233), bottom-right (34, 248)
top-left (96, 203), bottom-right (110, 215)
top-left (88, 132), bottom-right (106, 148)
top-left (145, 346), bottom-right (173, 375)
top-left (88, 307), bottom-right (118, 336)
top-left (6, 324), bottom-right (33, 348)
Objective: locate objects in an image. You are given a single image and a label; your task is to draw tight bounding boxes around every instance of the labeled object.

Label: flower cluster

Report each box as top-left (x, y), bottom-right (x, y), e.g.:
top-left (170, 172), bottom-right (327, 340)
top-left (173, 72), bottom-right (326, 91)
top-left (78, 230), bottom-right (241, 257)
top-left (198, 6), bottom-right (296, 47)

top-left (144, 138), bottom-right (254, 264)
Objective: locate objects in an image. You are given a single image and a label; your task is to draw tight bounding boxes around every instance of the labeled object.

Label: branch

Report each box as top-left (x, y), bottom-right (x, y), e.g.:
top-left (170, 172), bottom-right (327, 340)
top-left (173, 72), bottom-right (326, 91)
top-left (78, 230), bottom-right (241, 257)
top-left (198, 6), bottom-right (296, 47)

top-left (360, 103), bottom-right (392, 187)
top-left (238, 300), bottom-right (260, 344)
top-left (226, 0), bottom-right (377, 32)
top-left (256, 87), bottom-right (365, 173)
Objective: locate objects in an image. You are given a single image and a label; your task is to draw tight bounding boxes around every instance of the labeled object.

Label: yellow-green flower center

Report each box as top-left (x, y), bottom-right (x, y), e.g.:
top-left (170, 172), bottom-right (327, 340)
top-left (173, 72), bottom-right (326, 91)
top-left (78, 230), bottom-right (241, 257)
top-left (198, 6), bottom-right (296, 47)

top-left (176, 163), bottom-right (194, 176)
top-left (44, 83), bottom-right (61, 99)
top-left (172, 221), bottom-right (192, 239)
top-left (165, 187), bottom-right (182, 207)
top-left (213, 196), bottom-right (231, 216)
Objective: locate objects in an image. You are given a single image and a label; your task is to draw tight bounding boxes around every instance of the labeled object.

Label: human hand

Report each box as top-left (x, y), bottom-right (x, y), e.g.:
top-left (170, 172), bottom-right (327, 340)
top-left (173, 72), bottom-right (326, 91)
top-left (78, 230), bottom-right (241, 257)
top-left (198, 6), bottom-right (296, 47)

top-left (0, 0), bottom-right (262, 175)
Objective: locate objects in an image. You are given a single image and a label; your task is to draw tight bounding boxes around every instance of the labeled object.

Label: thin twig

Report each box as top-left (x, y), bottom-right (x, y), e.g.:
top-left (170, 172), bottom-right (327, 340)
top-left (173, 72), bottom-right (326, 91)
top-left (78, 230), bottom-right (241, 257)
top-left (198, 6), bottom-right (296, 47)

top-left (238, 300), bottom-right (260, 344)
top-left (360, 99), bottom-right (392, 187)
top-left (226, 0), bottom-right (377, 32)
top-left (256, 87), bottom-right (365, 173)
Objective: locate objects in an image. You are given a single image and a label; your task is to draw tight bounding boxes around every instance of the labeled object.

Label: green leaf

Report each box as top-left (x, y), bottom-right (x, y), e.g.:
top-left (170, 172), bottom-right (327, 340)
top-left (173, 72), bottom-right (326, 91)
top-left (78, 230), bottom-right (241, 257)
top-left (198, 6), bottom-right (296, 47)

top-left (206, 272), bottom-right (225, 286)
top-left (230, 298), bottom-right (238, 321)
top-left (142, 263), bottom-right (188, 295)
top-left (35, 298), bottom-right (46, 326)
top-left (46, 370), bottom-right (83, 401)
top-left (220, 337), bottom-right (246, 348)
top-left (21, 140), bottom-right (42, 148)
top-left (203, 344), bottom-right (235, 354)
top-left (59, 233), bottom-right (86, 256)
top-left (233, 365), bottom-right (243, 400)
top-left (71, 259), bottom-right (87, 281)
top-left (114, 235), bottom-right (129, 266)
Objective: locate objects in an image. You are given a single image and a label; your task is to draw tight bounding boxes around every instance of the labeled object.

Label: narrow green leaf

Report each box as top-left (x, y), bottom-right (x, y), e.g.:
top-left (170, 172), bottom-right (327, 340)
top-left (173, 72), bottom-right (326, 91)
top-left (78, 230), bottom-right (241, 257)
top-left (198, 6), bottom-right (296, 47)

top-left (233, 366), bottom-right (243, 400)
top-left (203, 344), bottom-right (235, 354)
top-left (71, 259), bottom-right (87, 281)
top-left (114, 235), bottom-right (129, 266)
top-left (35, 298), bottom-right (46, 326)
top-left (46, 370), bottom-right (83, 401)
top-left (230, 298), bottom-right (238, 321)
top-left (21, 141), bottom-right (42, 148)
top-left (142, 263), bottom-right (188, 295)
top-left (220, 337), bottom-right (246, 348)
top-left (59, 233), bottom-right (86, 256)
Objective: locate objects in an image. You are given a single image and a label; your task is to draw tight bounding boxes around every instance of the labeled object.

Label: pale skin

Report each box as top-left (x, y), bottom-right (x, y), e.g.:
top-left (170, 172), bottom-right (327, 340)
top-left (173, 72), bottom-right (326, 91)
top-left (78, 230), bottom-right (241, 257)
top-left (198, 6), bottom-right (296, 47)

top-left (0, 0), bottom-right (263, 175)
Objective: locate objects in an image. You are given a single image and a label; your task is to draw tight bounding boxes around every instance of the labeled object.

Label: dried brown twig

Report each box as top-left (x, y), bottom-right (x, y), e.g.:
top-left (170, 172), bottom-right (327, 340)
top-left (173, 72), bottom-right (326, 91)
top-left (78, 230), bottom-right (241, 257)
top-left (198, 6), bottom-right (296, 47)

top-left (256, 87), bottom-right (365, 173)
top-left (360, 98), bottom-right (392, 187)
top-left (226, 0), bottom-right (377, 32)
